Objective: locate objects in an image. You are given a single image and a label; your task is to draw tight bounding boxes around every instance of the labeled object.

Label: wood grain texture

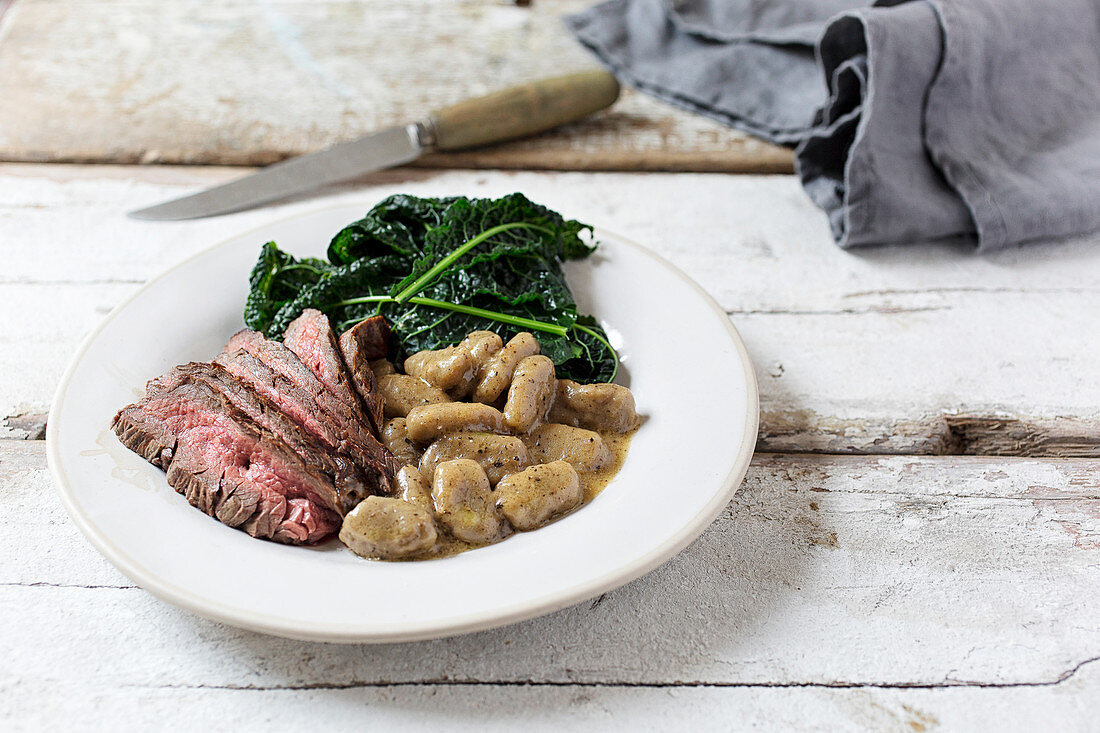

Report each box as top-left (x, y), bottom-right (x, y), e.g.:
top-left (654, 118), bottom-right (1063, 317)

top-left (2, 159), bottom-right (1096, 728)
top-left (2, 441), bottom-right (1096, 730)
top-left (1, 164), bottom-right (1097, 454)
top-left (3, 676), bottom-right (1097, 733)
top-left (0, 0), bottom-right (792, 172)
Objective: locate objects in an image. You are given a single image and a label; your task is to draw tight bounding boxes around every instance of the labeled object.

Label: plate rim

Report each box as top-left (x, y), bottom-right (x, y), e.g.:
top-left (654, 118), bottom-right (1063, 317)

top-left (46, 203), bottom-right (759, 643)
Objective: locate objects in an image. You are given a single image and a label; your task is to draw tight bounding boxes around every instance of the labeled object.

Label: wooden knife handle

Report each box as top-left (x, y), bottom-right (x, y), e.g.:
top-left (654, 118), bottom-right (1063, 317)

top-left (428, 70), bottom-right (620, 151)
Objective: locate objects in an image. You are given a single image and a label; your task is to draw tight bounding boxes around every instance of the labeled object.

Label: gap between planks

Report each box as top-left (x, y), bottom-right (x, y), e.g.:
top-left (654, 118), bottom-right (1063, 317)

top-left (0, 149), bottom-right (796, 175)
top-left (3, 167), bottom-right (1097, 457)
top-left (6, 446), bottom-right (1097, 693)
top-left (2, 578), bottom-right (1096, 691)
top-left (123, 657), bottom-right (1100, 692)
top-left (7, 415), bottom-right (1099, 458)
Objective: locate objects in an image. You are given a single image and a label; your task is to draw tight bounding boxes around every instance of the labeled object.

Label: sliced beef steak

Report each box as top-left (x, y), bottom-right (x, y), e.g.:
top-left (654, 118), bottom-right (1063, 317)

top-left (150, 362), bottom-right (370, 512)
top-left (340, 315), bottom-right (391, 362)
top-left (112, 377), bottom-right (342, 544)
top-left (339, 315), bottom-right (392, 433)
top-left (214, 348), bottom-right (340, 450)
top-left (283, 309), bottom-right (366, 426)
top-left (222, 329), bottom-right (402, 486)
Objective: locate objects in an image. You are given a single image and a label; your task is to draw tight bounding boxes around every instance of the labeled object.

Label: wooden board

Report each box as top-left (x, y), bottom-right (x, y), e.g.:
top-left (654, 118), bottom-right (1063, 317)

top-left (3, 441), bottom-right (1097, 729)
top-left (2, 163), bottom-right (1098, 455)
top-left (4, 681), bottom-right (1097, 733)
top-left (0, 0), bottom-right (792, 172)
top-left (3, 160), bottom-right (1096, 728)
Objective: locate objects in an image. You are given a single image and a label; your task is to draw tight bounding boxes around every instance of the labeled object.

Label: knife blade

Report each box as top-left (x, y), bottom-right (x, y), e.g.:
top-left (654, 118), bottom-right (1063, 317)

top-left (130, 125), bottom-right (425, 220)
top-left (129, 70), bottom-right (620, 221)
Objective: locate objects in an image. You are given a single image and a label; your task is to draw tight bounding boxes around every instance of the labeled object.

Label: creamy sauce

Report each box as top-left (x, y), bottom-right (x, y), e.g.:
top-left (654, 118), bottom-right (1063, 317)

top-left (398, 427), bottom-right (636, 561)
top-left (577, 428), bottom-right (635, 504)
top-left (82, 427), bottom-right (162, 493)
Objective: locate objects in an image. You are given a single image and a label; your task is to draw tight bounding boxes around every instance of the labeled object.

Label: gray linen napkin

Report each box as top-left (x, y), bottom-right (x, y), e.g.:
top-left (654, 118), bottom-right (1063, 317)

top-left (566, 0), bottom-right (1100, 250)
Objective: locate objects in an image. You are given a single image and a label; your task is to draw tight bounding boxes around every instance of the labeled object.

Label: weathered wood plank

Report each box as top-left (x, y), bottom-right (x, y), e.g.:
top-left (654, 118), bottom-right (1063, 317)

top-left (0, 0), bottom-right (792, 172)
top-left (0, 283), bottom-right (136, 439)
top-left (740, 306), bottom-right (1100, 457)
top-left (3, 675), bottom-right (1097, 733)
top-left (2, 164), bottom-right (1098, 453)
top-left (4, 164), bottom-right (1097, 311)
top-left (8, 280), bottom-right (1098, 455)
top-left (4, 442), bottom-right (1097, 692)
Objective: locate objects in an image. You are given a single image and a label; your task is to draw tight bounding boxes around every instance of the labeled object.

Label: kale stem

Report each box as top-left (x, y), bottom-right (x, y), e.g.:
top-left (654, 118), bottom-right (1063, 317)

top-left (407, 297), bottom-right (569, 336)
top-left (573, 323), bottom-right (619, 382)
top-left (394, 222), bottom-right (554, 303)
top-left (327, 295), bottom-right (394, 308)
top-left (324, 294), bottom-right (569, 337)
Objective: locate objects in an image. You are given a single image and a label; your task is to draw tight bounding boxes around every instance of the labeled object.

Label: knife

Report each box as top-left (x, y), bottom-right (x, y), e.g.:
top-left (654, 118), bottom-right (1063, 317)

top-left (129, 70), bottom-right (620, 220)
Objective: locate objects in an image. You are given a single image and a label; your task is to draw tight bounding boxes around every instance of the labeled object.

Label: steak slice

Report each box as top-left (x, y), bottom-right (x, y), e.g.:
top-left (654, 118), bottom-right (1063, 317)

top-left (214, 346), bottom-right (393, 498)
top-left (222, 329), bottom-right (402, 485)
top-left (215, 348), bottom-right (340, 451)
top-left (284, 309), bottom-right (380, 434)
top-left (339, 315), bottom-right (392, 433)
top-left (112, 377), bottom-right (342, 544)
top-left (150, 362), bottom-right (370, 513)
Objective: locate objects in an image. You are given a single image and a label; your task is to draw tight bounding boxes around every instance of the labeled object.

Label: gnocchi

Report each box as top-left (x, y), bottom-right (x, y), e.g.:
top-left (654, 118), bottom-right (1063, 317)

top-left (405, 402), bottom-right (506, 443)
top-left (459, 331), bottom-right (503, 370)
top-left (339, 496), bottom-right (438, 559)
top-left (503, 355), bottom-right (556, 433)
top-left (526, 423), bottom-right (611, 472)
top-left (378, 374), bottom-right (450, 418)
top-left (346, 330), bottom-right (638, 560)
top-left (419, 432), bottom-right (529, 486)
top-left (473, 332), bottom-right (540, 404)
top-left (394, 465), bottom-right (432, 509)
top-left (431, 459), bottom-right (503, 543)
top-left (495, 461), bottom-right (582, 531)
top-left (548, 380), bottom-right (640, 433)
top-left (404, 345), bottom-right (475, 396)
top-left (381, 418), bottom-right (422, 467)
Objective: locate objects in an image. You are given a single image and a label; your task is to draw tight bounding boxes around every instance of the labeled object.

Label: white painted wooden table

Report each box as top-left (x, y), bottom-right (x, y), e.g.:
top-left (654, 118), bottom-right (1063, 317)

top-left (1, 2), bottom-right (1098, 731)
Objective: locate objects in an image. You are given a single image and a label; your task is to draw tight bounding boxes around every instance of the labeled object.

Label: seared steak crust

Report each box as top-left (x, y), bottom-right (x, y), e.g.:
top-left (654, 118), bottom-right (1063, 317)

top-left (339, 316), bottom-right (391, 434)
top-left (149, 362), bottom-right (370, 512)
top-left (112, 376), bottom-right (342, 544)
top-left (341, 315), bottom-right (391, 362)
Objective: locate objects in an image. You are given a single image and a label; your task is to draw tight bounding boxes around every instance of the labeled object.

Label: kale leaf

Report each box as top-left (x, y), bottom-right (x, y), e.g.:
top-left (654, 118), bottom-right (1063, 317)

top-left (327, 193), bottom-right (453, 264)
top-left (244, 242), bottom-right (332, 335)
top-left (243, 193), bottom-right (618, 382)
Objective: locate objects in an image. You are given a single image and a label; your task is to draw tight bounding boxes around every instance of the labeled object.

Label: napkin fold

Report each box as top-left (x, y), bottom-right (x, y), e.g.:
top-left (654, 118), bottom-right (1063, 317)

top-left (566, 0), bottom-right (1100, 250)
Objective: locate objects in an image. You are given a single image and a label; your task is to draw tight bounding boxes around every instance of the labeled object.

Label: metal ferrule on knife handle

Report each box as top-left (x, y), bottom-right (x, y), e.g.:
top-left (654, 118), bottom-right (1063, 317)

top-left (409, 120), bottom-right (436, 150)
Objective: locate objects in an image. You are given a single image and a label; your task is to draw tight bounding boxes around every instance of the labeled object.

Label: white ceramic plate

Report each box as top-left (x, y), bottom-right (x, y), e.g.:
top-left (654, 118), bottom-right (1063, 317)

top-left (47, 204), bottom-right (758, 643)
